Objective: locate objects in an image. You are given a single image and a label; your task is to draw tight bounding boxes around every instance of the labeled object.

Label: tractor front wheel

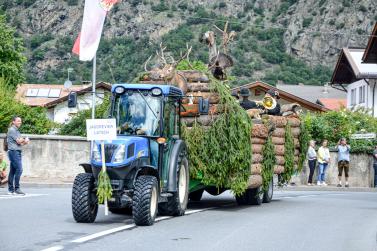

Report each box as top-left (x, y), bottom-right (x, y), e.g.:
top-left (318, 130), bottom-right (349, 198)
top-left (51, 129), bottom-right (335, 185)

top-left (132, 175), bottom-right (158, 226)
top-left (72, 173), bottom-right (98, 223)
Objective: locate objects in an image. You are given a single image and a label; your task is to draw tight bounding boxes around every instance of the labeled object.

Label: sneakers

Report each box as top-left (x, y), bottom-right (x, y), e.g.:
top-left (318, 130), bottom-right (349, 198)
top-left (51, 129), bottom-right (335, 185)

top-left (7, 191), bottom-right (14, 195)
top-left (317, 181), bottom-right (321, 186)
top-left (337, 184), bottom-right (342, 187)
top-left (307, 183), bottom-right (312, 186)
top-left (14, 189), bottom-right (25, 196)
top-left (345, 184), bottom-right (349, 188)
top-left (322, 182), bottom-right (328, 186)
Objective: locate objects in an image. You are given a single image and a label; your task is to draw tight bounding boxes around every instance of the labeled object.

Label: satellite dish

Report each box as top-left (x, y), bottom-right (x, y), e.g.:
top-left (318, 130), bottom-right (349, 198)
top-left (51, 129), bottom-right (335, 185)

top-left (64, 79), bottom-right (72, 89)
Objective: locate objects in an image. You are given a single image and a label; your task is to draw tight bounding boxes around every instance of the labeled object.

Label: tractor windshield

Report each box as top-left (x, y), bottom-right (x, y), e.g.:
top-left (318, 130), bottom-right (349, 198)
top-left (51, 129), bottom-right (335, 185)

top-left (113, 91), bottom-right (161, 136)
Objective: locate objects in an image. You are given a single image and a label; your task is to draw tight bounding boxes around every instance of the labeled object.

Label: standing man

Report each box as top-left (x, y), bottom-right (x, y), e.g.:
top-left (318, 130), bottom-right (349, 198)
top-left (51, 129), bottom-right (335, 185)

top-left (373, 145), bottom-right (377, 188)
top-left (239, 88), bottom-right (258, 110)
top-left (336, 138), bottom-right (351, 187)
top-left (7, 116), bottom-right (30, 195)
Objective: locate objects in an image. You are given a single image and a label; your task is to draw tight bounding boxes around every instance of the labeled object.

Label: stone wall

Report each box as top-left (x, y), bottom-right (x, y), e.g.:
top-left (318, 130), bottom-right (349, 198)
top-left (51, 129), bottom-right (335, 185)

top-left (0, 134), bottom-right (90, 182)
top-left (292, 151), bottom-right (375, 187)
top-left (0, 134), bottom-right (375, 186)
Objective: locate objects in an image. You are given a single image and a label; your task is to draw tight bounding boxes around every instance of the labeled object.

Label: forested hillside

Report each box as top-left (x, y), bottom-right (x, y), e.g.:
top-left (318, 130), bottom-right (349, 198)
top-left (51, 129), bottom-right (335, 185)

top-left (1, 0), bottom-right (376, 86)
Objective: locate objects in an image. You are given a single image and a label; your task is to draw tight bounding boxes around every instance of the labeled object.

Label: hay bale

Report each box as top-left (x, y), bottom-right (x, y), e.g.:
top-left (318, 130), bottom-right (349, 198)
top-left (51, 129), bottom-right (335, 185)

top-left (247, 174), bottom-right (263, 188)
top-left (268, 115), bottom-right (287, 127)
top-left (274, 145), bottom-right (285, 156)
top-left (272, 136), bottom-right (285, 145)
top-left (251, 137), bottom-right (266, 144)
top-left (180, 104), bottom-right (199, 117)
top-left (250, 164), bottom-right (262, 175)
top-left (181, 115), bottom-right (219, 127)
top-left (286, 117), bottom-right (301, 127)
top-left (252, 154), bottom-right (263, 164)
top-left (177, 70), bottom-right (210, 83)
top-left (186, 82), bottom-right (211, 92)
top-left (272, 128), bottom-right (285, 137)
top-left (182, 92), bottom-right (220, 104)
top-left (276, 156), bottom-right (285, 165)
top-left (273, 127), bottom-right (300, 137)
top-left (274, 165), bottom-right (285, 174)
top-left (252, 144), bottom-right (263, 154)
top-left (251, 124), bottom-right (268, 138)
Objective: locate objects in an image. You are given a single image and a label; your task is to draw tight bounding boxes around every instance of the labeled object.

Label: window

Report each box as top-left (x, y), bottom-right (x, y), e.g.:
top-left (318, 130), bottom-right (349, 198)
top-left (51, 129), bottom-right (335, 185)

top-left (358, 85), bottom-right (366, 104)
top-left (350, 89), bottom-right (356, 106)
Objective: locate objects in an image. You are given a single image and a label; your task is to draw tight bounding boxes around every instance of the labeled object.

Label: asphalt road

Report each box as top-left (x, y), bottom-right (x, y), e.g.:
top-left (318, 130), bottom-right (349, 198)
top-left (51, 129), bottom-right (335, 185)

top-left (1, 187), bottom-right (377, 251)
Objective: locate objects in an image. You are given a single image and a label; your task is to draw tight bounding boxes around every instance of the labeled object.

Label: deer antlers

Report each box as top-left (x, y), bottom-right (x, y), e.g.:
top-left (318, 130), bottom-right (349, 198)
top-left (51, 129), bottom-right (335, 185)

top-left (213, 21), bottom-right (236, 54)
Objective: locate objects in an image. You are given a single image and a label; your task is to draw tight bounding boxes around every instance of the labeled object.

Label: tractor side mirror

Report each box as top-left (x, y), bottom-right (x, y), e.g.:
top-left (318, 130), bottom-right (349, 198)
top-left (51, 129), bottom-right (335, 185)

top-left (68, 92), bottom-right (77, 108)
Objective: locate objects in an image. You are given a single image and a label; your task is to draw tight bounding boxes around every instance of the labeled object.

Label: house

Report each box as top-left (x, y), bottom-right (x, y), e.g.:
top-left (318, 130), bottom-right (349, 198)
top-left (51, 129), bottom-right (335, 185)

top-left (331, 23), bottom-right (377, 117)
top-left (331, 47), bottom-right (377, 117)
top-left (16, 82), bottom-right (111, 123)
top-left (276, 83), bottom-right (346, 111)
top-left (232, 81), bottom-right (330, 113)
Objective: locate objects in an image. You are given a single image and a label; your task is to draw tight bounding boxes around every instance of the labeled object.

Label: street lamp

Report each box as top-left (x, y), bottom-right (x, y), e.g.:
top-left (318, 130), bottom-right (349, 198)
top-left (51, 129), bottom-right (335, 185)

top-left (64, 68), bottom-right (73, 89)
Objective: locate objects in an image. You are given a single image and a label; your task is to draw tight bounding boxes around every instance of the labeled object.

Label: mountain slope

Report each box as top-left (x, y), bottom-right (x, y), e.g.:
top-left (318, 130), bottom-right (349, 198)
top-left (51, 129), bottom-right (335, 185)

top-left (1, 0), bottom-right (376, 86)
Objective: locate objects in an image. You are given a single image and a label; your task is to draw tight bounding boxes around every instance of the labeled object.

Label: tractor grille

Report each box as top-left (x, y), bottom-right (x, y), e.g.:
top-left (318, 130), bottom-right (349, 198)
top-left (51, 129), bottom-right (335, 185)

top-left (104, 144), bottom-right (118, 162)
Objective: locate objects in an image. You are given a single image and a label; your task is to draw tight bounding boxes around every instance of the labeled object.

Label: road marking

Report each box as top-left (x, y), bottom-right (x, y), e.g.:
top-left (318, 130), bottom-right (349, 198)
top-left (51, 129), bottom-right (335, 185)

top-left (40, 245), bottom-right (64, 251)
top-left (71, 207), bottom-right (213, 244)
top-left (0, 193), bottom-right (48, 200)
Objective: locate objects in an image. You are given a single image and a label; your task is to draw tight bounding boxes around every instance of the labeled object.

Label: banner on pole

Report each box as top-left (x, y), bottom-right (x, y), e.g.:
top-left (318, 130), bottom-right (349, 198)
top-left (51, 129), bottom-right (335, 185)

top-left (72, 0), bottom-right (119, 61)
top-left (86, 119), bottom-right (117, 141)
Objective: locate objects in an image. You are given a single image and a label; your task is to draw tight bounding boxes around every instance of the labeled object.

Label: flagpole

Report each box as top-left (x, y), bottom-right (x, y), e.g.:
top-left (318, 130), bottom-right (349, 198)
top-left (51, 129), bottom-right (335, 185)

top-left (91, 54), bottom-right (96, 119)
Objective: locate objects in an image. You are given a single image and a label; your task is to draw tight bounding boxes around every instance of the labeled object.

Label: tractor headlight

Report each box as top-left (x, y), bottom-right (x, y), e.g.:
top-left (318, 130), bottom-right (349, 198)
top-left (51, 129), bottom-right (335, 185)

top-left (92, 144), bottom-right (101, 162)
top-left (113, 144), bottom-right (126, 164)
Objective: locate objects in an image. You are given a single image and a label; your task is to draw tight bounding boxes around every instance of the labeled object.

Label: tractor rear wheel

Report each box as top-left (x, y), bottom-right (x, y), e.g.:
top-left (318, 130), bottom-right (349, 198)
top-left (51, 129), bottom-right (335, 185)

top-left (236, 186), bottom-right (263, 206)
top-left (159, 156), bottom-right (189, 216)
top-left (263, 179), bottom-right (274, 203)
top-left (72, 173), bottom-right (98, 223)
top-left (189, 189), bottom-right (204, 201)
top-left (132, 175), bottom-right (158, 226)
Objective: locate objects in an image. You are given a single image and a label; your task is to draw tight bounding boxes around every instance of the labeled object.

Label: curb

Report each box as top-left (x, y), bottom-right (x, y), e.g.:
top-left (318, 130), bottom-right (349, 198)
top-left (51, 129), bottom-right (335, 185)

top-left (22, 182), bottom-right (73, 188)
top-left (277, 185), bottom-right (377, 192)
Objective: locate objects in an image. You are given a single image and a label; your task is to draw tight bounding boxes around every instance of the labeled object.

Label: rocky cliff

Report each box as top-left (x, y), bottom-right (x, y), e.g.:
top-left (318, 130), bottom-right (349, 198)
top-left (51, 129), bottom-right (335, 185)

top-left (1, 0), bottom-right (376, 85)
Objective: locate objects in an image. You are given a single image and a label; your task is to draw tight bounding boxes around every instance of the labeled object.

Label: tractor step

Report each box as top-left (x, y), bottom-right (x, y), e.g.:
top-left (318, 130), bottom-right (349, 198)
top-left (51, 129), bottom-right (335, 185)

top-left (159, 193), bottom-right (173, 203)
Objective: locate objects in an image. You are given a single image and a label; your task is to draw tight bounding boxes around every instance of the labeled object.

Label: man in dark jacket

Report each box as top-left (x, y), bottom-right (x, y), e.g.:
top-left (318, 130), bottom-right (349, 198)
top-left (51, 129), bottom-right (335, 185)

top-left (239, 88), bottom-right (258, 110)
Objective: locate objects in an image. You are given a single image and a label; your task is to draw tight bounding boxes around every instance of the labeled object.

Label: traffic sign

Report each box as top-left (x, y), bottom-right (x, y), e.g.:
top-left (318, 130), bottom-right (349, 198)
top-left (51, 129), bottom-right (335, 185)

top-left (350, 133), bottom-right (376, 140)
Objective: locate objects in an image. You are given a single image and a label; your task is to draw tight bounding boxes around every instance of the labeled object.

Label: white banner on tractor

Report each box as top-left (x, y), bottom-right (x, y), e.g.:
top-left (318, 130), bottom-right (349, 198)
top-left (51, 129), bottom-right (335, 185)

top-left (86, 119), bottom-right (117, 141)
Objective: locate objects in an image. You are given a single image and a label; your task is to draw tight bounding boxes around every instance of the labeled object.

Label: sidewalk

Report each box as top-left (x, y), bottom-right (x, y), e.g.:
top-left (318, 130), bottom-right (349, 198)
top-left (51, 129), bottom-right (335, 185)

top-left (278, 184), bottom-right (377, 192)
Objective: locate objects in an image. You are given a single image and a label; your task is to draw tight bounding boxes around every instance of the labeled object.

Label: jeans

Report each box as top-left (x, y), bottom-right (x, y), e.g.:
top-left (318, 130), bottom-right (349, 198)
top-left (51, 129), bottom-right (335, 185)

top-left (8, 150), bottom-right (22, 192)
top-left (373, 164), bottom-right (377, 187)
top-left (308, 159), bottom-right (316, 183)
top-left (317, 162), bottom-right (328, 183)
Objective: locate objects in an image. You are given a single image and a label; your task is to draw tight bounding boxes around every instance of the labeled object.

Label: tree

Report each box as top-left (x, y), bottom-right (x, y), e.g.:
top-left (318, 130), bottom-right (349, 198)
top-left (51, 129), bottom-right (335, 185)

top-left (0, 14), bottom-right (26, 89)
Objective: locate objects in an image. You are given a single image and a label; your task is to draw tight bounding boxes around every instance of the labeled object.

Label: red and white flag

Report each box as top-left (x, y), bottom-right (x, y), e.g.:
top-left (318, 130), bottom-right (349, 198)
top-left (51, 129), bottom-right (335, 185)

top-left (72, 0), bottom-right (119, 61)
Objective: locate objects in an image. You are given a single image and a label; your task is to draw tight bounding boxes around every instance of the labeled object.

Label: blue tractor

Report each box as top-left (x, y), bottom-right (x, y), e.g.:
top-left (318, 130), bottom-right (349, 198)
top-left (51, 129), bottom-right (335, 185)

top-left (71, 84), bottom-right (189, 226)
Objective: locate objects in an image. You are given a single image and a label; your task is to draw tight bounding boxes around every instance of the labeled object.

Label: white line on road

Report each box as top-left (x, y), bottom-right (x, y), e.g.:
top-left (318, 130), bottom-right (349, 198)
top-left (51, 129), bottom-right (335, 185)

top-left (40, 245), bottom-right (64, 251)
top-left (0, 194), bottom-right (48, 200)
top-left (71, 207), bottom-right (213, 244)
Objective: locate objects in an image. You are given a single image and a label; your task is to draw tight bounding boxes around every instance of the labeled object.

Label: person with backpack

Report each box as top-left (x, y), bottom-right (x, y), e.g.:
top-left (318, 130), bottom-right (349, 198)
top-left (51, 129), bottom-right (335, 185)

top-left (6, 116), bottom-right (30, 195)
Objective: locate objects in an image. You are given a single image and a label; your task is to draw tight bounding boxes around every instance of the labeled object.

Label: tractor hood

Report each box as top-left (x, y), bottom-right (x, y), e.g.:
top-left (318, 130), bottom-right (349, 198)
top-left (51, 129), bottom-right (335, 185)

top-left (91, 136), bottom-right (149, 167)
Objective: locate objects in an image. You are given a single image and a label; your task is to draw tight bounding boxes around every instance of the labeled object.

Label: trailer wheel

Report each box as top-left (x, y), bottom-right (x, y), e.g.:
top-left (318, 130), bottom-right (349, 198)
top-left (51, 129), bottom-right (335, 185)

top-left (189, 189), bottom-right (204, 201)
top-left (236, 186), bottom-right (263, 206)
top-left (263, 179), bottom-right (273, 203)
top-left (72, 173), bottom-right (98, 223)
top-left (132, 175), bottom-right (158, 226)
top-left (159, 156), bottom-right (189, 216)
